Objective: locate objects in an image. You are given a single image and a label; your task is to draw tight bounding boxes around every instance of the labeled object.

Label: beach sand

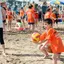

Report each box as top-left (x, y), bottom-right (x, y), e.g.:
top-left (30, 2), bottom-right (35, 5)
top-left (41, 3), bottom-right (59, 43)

top-left (0, 22), bottom-right (64, 64)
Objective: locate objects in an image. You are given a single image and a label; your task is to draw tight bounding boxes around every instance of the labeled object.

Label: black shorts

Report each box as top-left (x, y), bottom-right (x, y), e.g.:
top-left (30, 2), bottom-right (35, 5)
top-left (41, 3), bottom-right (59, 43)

top-left (28, 22), bottom-right (34, 25)
top-left (3, 20), bottom-right (6, 23)
top-left (55, 19), bottom-right (59, 24)
top-left (0, 28), bottom-right (4, 44)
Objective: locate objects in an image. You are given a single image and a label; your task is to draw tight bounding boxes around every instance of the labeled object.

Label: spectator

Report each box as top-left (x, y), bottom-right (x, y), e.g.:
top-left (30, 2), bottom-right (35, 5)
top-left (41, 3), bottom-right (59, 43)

top-left (0, 1), bottom-right (6, 56)
top-left (42, 1), bottom-right (48, 20)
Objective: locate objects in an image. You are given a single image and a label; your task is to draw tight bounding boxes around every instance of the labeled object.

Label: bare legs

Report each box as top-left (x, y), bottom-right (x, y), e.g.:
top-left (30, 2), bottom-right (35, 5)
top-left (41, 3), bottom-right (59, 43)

top-left (8, 20), bottom-right (12, 31)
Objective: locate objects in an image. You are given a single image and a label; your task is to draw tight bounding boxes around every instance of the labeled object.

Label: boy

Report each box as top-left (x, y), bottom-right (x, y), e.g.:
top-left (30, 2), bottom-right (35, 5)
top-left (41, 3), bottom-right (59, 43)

top-left (26, 4), bottom-right (35, 32)
top-left (39, 19), bottom-right (64, 64)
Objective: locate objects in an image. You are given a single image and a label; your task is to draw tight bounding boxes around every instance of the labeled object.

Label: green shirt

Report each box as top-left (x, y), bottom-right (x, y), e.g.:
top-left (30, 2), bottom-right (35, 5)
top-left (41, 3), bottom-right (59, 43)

top-left (17, 22), bottom-right (22, 27)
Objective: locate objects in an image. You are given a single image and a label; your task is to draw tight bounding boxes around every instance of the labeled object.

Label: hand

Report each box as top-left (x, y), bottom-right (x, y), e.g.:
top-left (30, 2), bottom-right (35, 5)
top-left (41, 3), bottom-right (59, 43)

top-left (39, 41), bottom-right (42, 44)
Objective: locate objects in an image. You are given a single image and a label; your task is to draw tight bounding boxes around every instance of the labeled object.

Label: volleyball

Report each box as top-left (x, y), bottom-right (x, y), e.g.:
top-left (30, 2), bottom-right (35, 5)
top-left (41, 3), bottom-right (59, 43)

top-left (32, 32), bottom-right (40, 44)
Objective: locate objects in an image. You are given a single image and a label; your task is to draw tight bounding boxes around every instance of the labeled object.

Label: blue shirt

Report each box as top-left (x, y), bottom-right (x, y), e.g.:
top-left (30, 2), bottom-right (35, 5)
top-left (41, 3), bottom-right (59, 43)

top-left (42, 5), bottom-right (48, 13)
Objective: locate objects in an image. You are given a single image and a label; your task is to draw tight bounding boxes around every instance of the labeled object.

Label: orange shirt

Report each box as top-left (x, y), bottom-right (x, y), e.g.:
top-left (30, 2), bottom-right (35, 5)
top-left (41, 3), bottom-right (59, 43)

top-left (32, 7), bottom-right (36, 18)
top-left (51, 13), bottom-right (56, 19)
top-left (50, 12), bottom-right (56, 23)
top-left (7, 10), bottom-right (13, 20)
top-left (40, 28), bottom-right (64, 53)
top-left (35, 12), bottom-right (39, 19)
top-left (44, 12), bottom-right (51, 19)
top-left (26, 9), bottom-right (35, 23)
top-left (20, 10), bottom-right (24, 17)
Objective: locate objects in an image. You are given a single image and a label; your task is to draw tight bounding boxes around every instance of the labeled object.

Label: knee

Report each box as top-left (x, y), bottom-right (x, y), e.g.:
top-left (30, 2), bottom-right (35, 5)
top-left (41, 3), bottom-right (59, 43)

top-left (39, 45), bottom-right (44, 51)
top-left (53, 54), bottom-right (58, 59)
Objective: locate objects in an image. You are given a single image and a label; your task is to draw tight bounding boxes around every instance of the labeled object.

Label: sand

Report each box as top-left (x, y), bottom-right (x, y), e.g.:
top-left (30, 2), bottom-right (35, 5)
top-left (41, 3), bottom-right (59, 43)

top-left (0, 22), bottom-right (64, 64)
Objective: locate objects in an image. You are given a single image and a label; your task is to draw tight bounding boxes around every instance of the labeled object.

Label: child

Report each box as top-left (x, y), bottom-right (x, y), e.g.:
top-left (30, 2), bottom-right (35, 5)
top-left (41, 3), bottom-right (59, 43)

top-left (43, 8), bottom-right (52, 29)
top-left (39, 19), bottom-right (64, 64)
top-left (20, 7), bottom-right (25, 28)
top-left (15, 19), bottom-right (24, 31)
top-left (44, 8), bottom-right (52, 19)
top-left (35, 11), bottom-right (39, 27)
top-left (50, 10), bottom-right (56, 23)
top-left (53, 8), bottom-right (61, 28)
top-left (26, 4), bottom-right (35, 32)
top-left (38, 10), bottom-right (42, 22)
top-left (7, 8), bottom-right (13, 31)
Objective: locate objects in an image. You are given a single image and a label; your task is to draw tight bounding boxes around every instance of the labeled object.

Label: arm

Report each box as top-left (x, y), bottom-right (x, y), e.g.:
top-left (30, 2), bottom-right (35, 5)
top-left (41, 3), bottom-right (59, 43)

top-left (50, 13), bottom-right (56, 20)
top-left (39, 29), bottom-right (55, 45)
top-left (39, 32), bottom-right (47, 44)
top-left (1, 8), bottom-right (6, 20)
top-left (39, 39), bottom-right (47, 44)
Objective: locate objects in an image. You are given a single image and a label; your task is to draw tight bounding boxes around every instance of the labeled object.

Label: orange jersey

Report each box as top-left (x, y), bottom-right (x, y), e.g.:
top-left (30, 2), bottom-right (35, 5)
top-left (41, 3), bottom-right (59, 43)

top-left (26, 9), bottom-right (35, 23)
top-left (51, 13), bottom-right (56, 19)
top-left (32, 8), bottom-right (36, 18)
top-left (35, 13), bottom-right (39, 19)
top-left (44, 12), bottom-right (51, 19)
top-left (40, 28), bottom-right (64, 53)
top-left (50, 12), bottom-right (56, 23)
top-left (7, 10), bottom-right (13, 20)
top-left (20, 10), bottom-right (24, 17)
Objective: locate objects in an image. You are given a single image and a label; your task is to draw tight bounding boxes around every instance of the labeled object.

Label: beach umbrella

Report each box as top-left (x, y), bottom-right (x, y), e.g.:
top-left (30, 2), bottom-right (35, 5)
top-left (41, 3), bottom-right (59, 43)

top-left (59, 0), bottom-right (64, 2)
top-left (50, 0), bottom-right (60, 5)
top-left (50, 0), bottom-right (64, 5)
top-left (59, 0), bottom-right (64, 5)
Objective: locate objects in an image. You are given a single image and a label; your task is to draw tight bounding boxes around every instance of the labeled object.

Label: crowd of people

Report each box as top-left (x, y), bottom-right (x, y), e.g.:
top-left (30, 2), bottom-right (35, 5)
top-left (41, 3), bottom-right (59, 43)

top-left (0, 1), bottom-right (64, 64)
top-left (2, 1), bottom-right (64, 31)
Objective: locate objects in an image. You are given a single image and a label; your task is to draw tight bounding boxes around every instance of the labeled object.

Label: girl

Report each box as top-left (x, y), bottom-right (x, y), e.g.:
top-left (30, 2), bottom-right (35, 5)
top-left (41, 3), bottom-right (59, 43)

top-left (15, 19), bottom-right (24, 31)
top-left (26, 4), bottom-right (35, 32)
top-left (39, 19), bottom-right (64, 64)
top-left (20, 7), bottom-right (25, 28)
top-left (44, 8), bottom-right (52, 19)
top-left (7, 8), bottom-right (13, 31)
top-left (53, 8), bottom-right (61, 28)
top-left (35, 11), bottom-right (39, 27)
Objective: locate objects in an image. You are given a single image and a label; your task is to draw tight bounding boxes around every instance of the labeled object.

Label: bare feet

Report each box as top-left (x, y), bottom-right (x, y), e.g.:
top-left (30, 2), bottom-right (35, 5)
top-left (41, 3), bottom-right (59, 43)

top-left (43, 55), bottom-right (50, 59)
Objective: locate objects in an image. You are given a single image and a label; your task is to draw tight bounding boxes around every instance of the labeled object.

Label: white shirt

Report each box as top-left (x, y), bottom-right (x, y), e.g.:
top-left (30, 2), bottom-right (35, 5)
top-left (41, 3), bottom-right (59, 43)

top-left (0, 5), bottom-right (3, 28)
